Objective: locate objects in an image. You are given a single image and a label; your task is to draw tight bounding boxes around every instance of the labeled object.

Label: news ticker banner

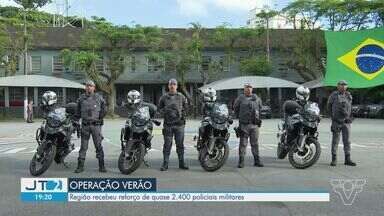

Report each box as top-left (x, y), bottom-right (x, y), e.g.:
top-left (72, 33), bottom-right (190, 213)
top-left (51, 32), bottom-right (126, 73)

top-left (20, 178), bottom-right (330, 202)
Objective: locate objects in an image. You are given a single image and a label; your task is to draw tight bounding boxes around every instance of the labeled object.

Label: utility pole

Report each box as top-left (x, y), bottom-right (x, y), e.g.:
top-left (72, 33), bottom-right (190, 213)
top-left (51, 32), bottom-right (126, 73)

top-left (23, 8), bottom-right (28, 121)
top-left (266, 14), bottom-right (270, 62)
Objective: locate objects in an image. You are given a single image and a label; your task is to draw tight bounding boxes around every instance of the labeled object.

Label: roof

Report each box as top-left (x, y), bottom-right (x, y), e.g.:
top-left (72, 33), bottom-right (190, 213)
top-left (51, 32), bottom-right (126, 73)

top-left (199, 76), bottom-right (300, 91)
top-left (0, 75), bottom-right (85, 88)
top-left (302, 78), bottom-right (325, 89)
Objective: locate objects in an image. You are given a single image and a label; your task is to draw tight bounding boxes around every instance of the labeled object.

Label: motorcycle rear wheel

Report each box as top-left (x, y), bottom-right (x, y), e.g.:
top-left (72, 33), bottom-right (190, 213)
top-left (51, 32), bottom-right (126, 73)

top-left (277, 142), bottom-right (289, 159)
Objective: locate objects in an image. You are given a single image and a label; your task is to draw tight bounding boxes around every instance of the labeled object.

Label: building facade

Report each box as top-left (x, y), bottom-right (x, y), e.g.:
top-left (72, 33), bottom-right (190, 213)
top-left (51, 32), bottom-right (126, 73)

top-left (0, 27), bottom-right (325, 117)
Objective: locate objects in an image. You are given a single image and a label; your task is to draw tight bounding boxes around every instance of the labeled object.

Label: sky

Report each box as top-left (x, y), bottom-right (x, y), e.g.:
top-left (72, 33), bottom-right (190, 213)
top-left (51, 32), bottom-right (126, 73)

top-left (0, 0), bottom-right (292, 27)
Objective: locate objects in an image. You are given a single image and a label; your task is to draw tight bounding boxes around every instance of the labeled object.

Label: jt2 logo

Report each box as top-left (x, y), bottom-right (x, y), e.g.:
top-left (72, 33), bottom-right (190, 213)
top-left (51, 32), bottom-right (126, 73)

top-left (25, 179), bottom-right (63, 191)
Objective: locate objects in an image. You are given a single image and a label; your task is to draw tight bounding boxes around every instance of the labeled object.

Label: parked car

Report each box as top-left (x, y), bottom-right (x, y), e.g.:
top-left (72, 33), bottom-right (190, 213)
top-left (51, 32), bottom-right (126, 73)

top-left (352, 104), bottom-right (368, 118)
top-left (260, 105), bottom-right (272, 119)
top-left (366, 103), bottom-right (384, 119)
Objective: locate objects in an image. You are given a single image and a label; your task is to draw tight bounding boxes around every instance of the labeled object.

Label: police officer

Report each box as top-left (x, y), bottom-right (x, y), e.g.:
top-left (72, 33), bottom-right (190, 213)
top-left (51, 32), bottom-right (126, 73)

top-left (74, 80), bottom-right (107, 173)
top-left (233, 83), bottom-right (264, 168)
top-left (197, 88), bottom-right (217, 148)
top-left (158, 78), bottom-right (189, 171)
top-left (40, 91), bottom-right (58, 118)
top-left (327, 80), bottom-right (356, 167)
top-left (283, 86), bottom-right (313, 146)
top-left (125, 90), bottom-right (157, 157)
top-left (126, 90), bottom-right (157, 119)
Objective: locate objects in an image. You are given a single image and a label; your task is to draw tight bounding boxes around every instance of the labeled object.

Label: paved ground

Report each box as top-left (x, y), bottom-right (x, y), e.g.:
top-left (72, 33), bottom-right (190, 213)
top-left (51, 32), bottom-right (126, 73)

top-left (0, 118), bottom-right (383, 216)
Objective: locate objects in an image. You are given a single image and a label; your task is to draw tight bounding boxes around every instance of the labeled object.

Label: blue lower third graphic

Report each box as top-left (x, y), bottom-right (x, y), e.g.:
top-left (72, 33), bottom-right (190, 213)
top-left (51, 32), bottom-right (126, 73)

top-left (21, 192), bottom-right (67, 202)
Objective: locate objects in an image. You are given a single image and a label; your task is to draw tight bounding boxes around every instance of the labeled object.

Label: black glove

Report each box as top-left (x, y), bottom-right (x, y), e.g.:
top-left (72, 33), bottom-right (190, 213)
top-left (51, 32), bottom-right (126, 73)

top-left (344, 118), bottom-right (353, 124)
top-left (255, 119), bottom-right (262, 127)
top-left (234, 127), bottom-right (241, 138)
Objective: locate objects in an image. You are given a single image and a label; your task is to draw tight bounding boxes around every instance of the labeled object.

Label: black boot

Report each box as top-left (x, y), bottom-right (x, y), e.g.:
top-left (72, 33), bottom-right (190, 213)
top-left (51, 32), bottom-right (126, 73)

top-left (344, 154), bottom-right (356, 166)
top-left (238, 156), bottom-right (244, 168)
top-left (254, 156), bottom-right (264, 167)
top-left (330, 154), bottom-right (337, 166)
top-left (160, 155), bottom-right (169, 171)
top-left (98, 158), bottom-right (107, 172)
top-left (74, 159), bottom-right (84, 173)
top-left (178, 154), bottom-right (189, 170)
top-left (160, 161), bottom-right (168, 171)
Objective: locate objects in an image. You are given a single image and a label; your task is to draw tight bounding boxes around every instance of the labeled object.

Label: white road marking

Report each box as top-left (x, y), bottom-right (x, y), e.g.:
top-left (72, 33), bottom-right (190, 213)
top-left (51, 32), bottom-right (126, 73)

top-left (148, 148), bottom-right (160, 152)
top-left (72, 147), bottom-right (80, 153)
top-left (0, 148), bottom-right (12, 153)
top-left (2, 147), bottom-right (27, 154)
top-left (352, 143), bottom-right (368, 148)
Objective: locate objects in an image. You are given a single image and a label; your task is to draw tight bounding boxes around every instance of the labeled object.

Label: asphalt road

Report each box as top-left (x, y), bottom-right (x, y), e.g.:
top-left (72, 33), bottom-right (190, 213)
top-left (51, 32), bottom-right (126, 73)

top-left (0, 118), bottom-right (383, 216)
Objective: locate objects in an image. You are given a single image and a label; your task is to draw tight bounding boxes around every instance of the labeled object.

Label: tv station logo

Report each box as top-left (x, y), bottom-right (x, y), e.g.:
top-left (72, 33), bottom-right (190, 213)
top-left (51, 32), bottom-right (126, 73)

top-left (20, 178), bottom-right (68, 202)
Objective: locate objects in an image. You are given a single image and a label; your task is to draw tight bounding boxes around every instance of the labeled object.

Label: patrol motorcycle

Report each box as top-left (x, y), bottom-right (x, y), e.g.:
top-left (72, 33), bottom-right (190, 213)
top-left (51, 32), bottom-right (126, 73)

top-left (195, 103), bottom-right (232, 172)
top-left (29, 103), bottom-right (80, 176)
top-left (277, 102), bottom-right (321, 169)
top-left (118, 106), bottom-right (161, 174)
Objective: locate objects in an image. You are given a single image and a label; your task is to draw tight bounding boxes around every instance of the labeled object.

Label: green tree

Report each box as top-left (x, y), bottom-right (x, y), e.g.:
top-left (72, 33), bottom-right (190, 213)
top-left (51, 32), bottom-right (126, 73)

top-left (240, 56), bottom-right (271, 76)
top-left (62, 19), bottom-right (163, 116)
top-left (0, 25), bottom-right (24, 76)
top-left (282, 0), bottom-right (321, 30)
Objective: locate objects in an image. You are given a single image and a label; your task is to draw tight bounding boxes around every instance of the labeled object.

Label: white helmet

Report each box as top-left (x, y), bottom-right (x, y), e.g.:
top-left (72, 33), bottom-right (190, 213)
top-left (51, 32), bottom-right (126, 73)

top-left (202, 88), bottom-right (217, 102)
top-left (42, 91), bottom-right (57, 106)
top-left (127, 90), bottom-right (141, 105)
top-left (296, 86), bottom-right (310, 102)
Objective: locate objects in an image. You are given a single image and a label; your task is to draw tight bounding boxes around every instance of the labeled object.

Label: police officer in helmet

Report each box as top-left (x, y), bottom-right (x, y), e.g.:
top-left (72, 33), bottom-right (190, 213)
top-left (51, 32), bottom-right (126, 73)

top-left (327, 80), bottom-right (356, 167)
top-left (126, 90), bottom-right (157, 127)
top-left (282, 86), bottom-right (311, 145)
top-left (74, 80), bottom-right (107, 173)
top-left (40, 91), bottom-right (58, 117)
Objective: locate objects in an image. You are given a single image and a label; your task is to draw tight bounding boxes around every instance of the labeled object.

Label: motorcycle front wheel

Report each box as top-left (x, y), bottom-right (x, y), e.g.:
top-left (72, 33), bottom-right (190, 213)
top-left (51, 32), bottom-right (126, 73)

top-left (199, 140), bottom-right (229, 172)
top-left (118, 142), bottom-right (145, 175)
top-left (288, 138), bottom-right (321, 169)
top-left (29, 144), bottom-right (57, 176)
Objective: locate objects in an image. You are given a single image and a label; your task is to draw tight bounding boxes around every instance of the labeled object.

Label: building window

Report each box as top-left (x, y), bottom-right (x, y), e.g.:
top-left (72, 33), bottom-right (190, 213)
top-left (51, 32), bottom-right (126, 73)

top-left (130, 56), bottom-right (136, 73)
top-left (0, 88), bottom-right (4, 107)
top-left (147, 57), bottom-right (163, 73)
top-left (31, 56), bottom-right (41, 74)
top-left (9, 87), bottom-right (24, 106)
top-left (202, 56), bottom-right (212, 71)
top-left (219, 56), bottom-right (230, 73)
top-left (52, 56), bottom-right (63, 74)
top-left (95, 59), bottom-right (104, 73)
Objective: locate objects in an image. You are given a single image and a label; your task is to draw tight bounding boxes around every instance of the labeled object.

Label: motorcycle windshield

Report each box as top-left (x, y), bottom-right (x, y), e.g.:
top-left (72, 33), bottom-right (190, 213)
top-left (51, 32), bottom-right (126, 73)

top-left (132, 106), bottom-right (150, 127)
top-left (47, 108), bottom-right (67, 128)
top-left (211, 104), bottom-right (229, 124)
top-left (304, 103), bottom-right (320, 122)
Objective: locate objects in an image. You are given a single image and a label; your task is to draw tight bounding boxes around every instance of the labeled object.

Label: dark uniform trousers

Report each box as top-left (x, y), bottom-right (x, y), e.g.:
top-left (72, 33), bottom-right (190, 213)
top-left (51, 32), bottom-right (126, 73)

top-left (331, 121), bottom-right (351, 156)
top-left (162, 124), bottom-right (185, 160)
top-left (78, 123), bottom-right (104, 161)
top-left (239, 124), bottom-right (260, 158)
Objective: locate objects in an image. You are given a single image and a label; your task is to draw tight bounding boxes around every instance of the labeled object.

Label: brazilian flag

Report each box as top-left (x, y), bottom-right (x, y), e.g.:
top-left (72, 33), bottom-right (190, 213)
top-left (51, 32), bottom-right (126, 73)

top-left (324, 27), bottom-right (384, 88)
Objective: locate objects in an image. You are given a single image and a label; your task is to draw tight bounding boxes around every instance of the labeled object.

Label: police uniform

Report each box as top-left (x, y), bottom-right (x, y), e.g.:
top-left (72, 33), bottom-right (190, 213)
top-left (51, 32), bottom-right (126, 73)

top-left (75, 91), bottom-right (107, 172)
top-left (233, 93), bottom-right (264, 167)
top-left (158, 91), bottom-right (189, 171)
top-left (327, 81), bottom-right (356, 166)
